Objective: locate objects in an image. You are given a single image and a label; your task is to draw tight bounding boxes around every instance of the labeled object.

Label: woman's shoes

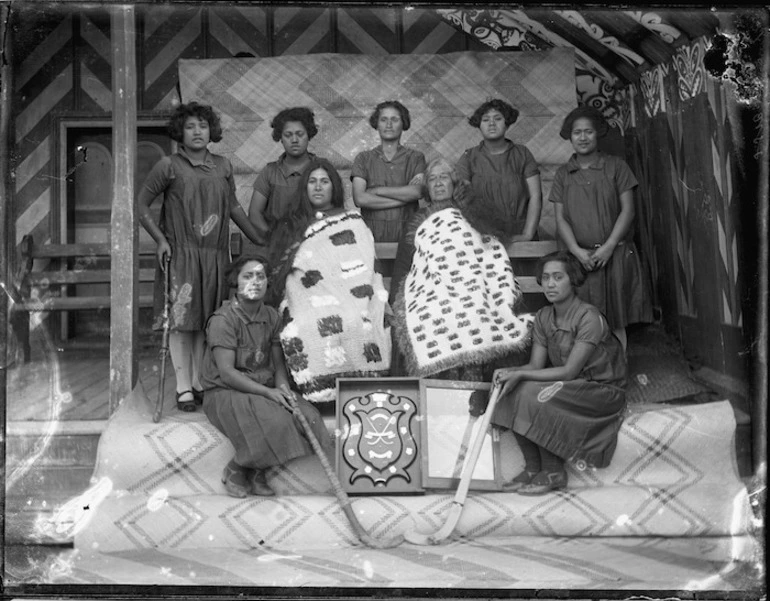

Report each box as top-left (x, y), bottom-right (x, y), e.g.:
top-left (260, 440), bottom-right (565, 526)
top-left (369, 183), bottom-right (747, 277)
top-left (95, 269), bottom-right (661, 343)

top-left (221, 462), bottom-right (250, 498)
top-left (249, 470), bottom-right (275, 497)
top-left (517, 470), bottom-right (568, 496)
top-left (192, 388), bottom-right (204, 406)
top-left (502, 469), bottom-right (539, 492)
top-left (176, 390), bottom-right (197, 412)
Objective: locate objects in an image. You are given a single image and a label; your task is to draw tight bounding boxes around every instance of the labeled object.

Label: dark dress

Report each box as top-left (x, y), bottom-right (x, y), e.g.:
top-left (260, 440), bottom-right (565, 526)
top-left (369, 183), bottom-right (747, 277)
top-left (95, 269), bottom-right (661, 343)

top-left (248, 152), bottom-right (316, 262)
top-left (491, 296), bottom-right (627, 468)
top-left (549, 153), bottom-right (653, 330)
top-left (351, 144), bottom-right (427, 242)
top-left (199, 297), bottom-right (330, 470)
top-left (140, 147), bottom-right (234, 332)
top-left (455, 139), bottom-right (540, 238)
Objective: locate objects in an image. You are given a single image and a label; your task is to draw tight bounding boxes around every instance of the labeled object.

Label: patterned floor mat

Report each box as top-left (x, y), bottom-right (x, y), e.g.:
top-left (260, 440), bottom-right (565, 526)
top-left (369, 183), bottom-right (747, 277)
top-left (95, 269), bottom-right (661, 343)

top-left (4, 536), bottom-right (763, 592)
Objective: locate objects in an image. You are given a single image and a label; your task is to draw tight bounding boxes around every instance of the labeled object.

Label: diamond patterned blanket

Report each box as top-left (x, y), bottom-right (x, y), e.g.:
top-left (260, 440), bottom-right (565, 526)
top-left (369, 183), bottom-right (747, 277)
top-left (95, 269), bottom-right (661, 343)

top-left (177, 50), bottom-right (576, 214)
top-left (68, 384), bottom-right (750, 553)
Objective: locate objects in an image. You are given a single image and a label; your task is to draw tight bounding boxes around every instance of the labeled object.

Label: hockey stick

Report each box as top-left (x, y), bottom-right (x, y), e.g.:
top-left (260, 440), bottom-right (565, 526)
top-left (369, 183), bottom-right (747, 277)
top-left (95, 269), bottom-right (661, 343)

top-left (284, 389), bottom-right (404, 549)
top-left (153, 257), bottom-right (171, 423)
top-left (404, 383), bottom-right (502, 545)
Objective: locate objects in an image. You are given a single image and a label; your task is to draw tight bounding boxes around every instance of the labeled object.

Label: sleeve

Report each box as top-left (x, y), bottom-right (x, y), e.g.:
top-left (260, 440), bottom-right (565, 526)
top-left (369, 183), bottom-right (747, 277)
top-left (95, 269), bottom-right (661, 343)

top-left (268, 306), bottom-right (282, 346)
top-left (389, 229), bottom-right (417, 304)
top-left (532, 308), bottom-right (549, 347)
top-left (455, 149), bottom-right (472, 182)
top-left (137, 157), bottom-right (173, 205)
top-left (614, 158), bottom-right (638, 194)
top-left (206, 313), bottom-right (238, 351)
top-left (253, 163), bottom-right (274, 198)
top-left (225, 158), bottom-right (240, 208)
top-left (521, 145), bottom-right (540, 178)
top-left (549, 166), bottom-right (566, 204)
top-left (573, 306), bottom-right (604, 347)
top-left (350, 151), bottom-right (369, 181)
top-left (405, 150), bottom-right (427, 183)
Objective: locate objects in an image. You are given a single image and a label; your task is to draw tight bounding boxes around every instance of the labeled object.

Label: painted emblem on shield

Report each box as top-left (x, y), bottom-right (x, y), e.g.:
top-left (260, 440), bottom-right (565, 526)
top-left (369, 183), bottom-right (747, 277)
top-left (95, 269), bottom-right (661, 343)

top-left (341, 391), bottom-right (418, 485)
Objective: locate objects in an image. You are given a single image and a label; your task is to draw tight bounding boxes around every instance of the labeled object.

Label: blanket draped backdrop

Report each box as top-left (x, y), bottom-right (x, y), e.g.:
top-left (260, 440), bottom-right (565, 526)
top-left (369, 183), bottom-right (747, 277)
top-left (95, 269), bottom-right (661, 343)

top-left (177, 49), bottom-right (576, 227)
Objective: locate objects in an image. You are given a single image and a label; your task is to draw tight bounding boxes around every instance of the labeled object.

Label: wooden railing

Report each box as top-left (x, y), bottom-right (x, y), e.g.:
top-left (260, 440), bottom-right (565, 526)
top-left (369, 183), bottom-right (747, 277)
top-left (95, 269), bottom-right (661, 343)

top-left (9, 235), bottom-right (557, 362)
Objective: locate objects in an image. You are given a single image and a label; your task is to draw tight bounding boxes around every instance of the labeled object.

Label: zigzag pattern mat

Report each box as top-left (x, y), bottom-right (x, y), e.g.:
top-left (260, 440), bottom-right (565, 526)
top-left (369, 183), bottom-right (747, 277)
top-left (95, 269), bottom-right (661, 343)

top-left (67, 384), bottom-right (751, 553)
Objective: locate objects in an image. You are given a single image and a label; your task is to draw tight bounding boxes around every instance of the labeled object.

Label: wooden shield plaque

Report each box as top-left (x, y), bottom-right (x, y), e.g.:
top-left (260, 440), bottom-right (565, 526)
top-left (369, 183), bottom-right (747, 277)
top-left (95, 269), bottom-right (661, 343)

top-left (336, 378), bottom-right (423, 495)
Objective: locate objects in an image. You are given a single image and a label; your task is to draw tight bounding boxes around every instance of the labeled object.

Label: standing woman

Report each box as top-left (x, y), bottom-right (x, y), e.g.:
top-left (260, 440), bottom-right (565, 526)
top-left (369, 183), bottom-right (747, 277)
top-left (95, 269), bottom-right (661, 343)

top-left (351, 100), bottom-right (427, 243)
top-left (550, 106), bottom-right (652, 351)
top-left (456, 98), bottom-right (542, 244)
top-left (492, 251), bottom-right (627, 495)
top-left (247, 107), bottom-right (319, 263)
top-left (138, 101), bottom-right (264, 413)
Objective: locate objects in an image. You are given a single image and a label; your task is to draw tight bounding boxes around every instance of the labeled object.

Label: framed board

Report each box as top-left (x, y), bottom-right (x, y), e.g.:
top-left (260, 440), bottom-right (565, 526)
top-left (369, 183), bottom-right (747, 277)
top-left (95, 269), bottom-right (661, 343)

top-left (336, 377), bottom-right (423, 495)
top-left (419, 379), bottom-right (503, 491)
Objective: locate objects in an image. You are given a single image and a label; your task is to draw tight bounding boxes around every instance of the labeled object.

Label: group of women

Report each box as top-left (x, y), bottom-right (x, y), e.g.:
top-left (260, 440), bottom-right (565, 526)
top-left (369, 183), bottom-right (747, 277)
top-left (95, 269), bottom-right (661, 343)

top-left (137, 97), bottom-right (651, 498)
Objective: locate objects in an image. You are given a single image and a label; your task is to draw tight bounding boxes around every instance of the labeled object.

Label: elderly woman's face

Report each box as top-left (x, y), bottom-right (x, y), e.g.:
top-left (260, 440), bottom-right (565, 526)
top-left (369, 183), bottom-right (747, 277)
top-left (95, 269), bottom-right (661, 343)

top-left (427, 167), bottom-right (454, 202)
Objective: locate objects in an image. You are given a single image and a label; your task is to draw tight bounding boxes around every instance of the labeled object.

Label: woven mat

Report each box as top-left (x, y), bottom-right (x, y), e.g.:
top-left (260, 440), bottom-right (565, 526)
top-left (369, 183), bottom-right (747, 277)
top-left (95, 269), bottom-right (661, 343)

top-left (177, 50), bottom-right (576, 209)
top-left (64, 382), bottom-right (750, 553)
top-left (10, 536), bottom-right (761, 591)
top-left (625, 325), bottom-right (711, 405)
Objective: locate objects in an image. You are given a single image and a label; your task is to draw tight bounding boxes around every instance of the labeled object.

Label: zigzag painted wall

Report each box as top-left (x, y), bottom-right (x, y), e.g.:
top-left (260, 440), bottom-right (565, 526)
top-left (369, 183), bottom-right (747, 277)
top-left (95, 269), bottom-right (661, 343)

top-left (11, 5), bottom-right (486, 250)
top-left (623, 37), bottom-right (748, 377)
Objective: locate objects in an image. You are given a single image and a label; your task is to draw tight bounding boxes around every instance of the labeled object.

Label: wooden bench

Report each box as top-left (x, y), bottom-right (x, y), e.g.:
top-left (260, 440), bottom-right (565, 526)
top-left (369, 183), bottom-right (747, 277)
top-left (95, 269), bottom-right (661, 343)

top-left (9, 235), bottom-right (557, 363)
top-left (373, 240), bottom-right (557, 294)
top-left (9, 235), bottom-right (158, 362)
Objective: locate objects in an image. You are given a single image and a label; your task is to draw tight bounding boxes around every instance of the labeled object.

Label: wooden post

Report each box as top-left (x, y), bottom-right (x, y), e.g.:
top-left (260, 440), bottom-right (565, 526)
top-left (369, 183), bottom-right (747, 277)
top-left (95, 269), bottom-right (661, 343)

top-left (753, 15), bottom-right (769, 474)
top-left (109, 5), bottom-right (139, 413)
top-left (0, 1), bottom-right (14, 568)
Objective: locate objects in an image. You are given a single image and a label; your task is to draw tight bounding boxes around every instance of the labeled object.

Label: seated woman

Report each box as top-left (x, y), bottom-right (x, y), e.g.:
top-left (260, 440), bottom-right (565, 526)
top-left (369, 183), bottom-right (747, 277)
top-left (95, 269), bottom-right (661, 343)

top-left (491, 250), bottom-right (628, 495)
top-left (271, 158), bottom-right (392, 403)
top-left (199, 255), bottom-right (331, 498)
top-left (392, 159), bottom-right (534, 379)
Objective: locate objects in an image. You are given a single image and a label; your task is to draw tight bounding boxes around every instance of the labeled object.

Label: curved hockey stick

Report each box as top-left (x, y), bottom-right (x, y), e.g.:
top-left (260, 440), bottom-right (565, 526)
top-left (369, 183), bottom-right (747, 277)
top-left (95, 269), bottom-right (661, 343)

top-left (153, 258), bottom-right (171, 423)
top-left (285, 390), bottom-right (404, 549)
top-left (404, 383), bottom-right (502, 545)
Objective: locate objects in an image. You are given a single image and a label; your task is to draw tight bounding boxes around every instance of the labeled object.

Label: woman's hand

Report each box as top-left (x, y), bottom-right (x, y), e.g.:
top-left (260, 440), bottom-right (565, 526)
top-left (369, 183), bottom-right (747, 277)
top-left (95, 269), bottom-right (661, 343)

top-left (493, 367), bottom-right (522, 396)
top-left (589, 242), bottom-right (615, 269)
top-left (572, 247), bottom-right (595, 272)
top-left (265, 387), bottom-right (293, 413)
top-left (156, 239), bottom-right (172, 268)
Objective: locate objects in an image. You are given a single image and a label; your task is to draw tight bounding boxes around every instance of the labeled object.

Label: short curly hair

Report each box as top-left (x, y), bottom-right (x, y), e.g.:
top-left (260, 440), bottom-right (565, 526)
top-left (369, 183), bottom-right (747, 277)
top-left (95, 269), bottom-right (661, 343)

top-left (270, 107), bottom-right (319, 142)
top-left (168, 102), bottom-right (223, 144)
top-left (559, 106), bottom-right (609, 140)
top-left (468, 98), bottom-right (519, 129)
top-left (368, 100), bottom-right (411, 131)
top-left (535, 250), bottom-right (587, 289)
top-left (226, 254), bottom-right (269, 289)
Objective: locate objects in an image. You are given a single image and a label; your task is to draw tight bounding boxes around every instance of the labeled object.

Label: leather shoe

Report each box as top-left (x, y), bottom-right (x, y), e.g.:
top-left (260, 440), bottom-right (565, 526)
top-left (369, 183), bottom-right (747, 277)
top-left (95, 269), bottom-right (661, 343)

top-left (502, 469), bottom-right (538, 492)
top-left (249, 470), bottom-right (275, 497)
top-left (221, 462), bottom-right (250, 498)
top-left (517, 470), bottom-right (568, 496)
